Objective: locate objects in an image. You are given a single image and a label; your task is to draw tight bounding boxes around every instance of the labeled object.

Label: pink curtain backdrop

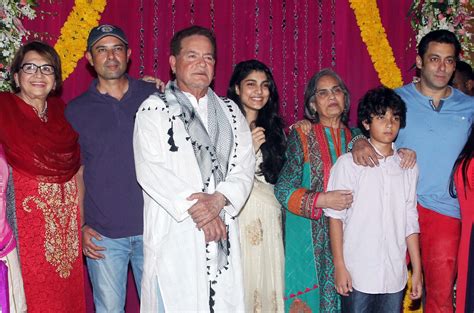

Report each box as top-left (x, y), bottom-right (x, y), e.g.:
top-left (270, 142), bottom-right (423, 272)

top-left (23, 1), bottom-right (416, 312)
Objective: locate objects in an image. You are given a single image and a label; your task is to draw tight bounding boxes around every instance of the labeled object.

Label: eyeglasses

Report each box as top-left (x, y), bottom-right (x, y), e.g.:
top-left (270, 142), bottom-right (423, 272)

top-left (20, 63), bottom-right (56, 76)
top-left (315, 86), bottom-right (343, 99)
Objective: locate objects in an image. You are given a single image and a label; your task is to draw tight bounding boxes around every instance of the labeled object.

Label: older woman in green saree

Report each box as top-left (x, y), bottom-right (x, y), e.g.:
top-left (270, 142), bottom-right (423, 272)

top-left (275, 68), bottom-right (360, 312)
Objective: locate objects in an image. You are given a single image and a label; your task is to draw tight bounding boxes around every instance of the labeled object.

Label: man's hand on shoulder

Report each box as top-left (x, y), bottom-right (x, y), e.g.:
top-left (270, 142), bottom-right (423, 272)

top-left (351, 137), bottom-right (382, 167)
top-left (398, 148), bottom-right (417, 169)
top-left (290, 119), bottom-right (312, 135)
top-left (142, 75), bottom-right (166, 92)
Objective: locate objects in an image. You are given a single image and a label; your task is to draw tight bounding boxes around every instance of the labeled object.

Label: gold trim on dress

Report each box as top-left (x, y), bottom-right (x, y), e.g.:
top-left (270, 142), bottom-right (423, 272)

top-left (22, 180), bottom-right (79, 278)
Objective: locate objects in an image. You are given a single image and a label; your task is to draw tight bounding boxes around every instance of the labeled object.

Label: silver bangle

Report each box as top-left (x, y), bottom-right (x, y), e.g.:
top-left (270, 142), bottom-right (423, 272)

top-left (347, 134), bottom-right (367, 151)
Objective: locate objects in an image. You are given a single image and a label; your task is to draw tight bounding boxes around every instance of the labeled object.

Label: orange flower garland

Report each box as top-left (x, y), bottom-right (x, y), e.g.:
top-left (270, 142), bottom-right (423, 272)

top-left (349, 0), bottom-right (404, 88)
top-left (54, 0), bottom-right (107, 80)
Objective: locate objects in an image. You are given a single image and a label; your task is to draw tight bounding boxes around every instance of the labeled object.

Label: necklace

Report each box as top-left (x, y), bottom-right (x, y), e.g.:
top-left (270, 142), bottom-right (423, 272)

top-left (31, 101), bottom-right (48, 122)
top-left (17, 94), bottom-right (48, 122)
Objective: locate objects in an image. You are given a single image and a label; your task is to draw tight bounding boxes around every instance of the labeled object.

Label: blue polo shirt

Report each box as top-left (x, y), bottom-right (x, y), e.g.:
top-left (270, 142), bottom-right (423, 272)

top-left (66, 76), bottom-right (158, 238)
top-left (395, 83), bottom-right (474, 219)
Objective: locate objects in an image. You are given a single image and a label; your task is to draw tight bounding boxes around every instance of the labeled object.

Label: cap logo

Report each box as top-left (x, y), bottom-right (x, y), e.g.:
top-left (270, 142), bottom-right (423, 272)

top-left (98, 25), bottom-right (114, 33)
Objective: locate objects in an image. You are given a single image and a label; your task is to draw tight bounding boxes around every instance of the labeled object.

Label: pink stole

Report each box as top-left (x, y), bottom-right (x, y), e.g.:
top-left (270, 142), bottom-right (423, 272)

top-left (0, 144), bottom-right (15, 257)
top-left (0, 144), bottom-right (14, 313)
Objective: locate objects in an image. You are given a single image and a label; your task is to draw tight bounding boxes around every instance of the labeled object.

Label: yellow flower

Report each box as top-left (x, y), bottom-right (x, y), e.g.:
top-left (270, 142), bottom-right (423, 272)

top-left (349, 0), bottom-right (403, 88)
top-left (54, 0), bottom-right (107, 81)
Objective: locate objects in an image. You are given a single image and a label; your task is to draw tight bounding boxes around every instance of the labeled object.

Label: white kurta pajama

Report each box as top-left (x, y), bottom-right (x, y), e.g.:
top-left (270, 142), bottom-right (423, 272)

top-left (134, 83), bottom-right (255, 313)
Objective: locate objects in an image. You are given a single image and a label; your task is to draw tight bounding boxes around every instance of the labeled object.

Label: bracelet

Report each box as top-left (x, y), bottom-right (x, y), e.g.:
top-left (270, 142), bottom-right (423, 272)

top-left (311, 193), bottom-right (322, 220)
top-left (347, 134), bottom-right (367, 151)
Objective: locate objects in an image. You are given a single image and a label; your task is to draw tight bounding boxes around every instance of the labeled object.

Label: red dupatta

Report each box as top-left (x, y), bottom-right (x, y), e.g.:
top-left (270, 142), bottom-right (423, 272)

top-left (0, 92), bottom-right (80, 183)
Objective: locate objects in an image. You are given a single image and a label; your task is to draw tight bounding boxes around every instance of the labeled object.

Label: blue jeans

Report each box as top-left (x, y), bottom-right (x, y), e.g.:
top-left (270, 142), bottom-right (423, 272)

top-left (341, 288), bottom-right (404, 313)
top-left (87, 234), bottom-right (144, 313)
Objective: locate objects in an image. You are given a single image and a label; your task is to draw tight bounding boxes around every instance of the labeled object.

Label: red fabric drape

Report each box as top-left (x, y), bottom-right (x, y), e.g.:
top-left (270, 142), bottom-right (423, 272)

top-left (24, 0), bottom-right (416, 125)
top-left (22, 1), bottom-right (417, 312)
top-left (0, 93), bottom-right (80, 183)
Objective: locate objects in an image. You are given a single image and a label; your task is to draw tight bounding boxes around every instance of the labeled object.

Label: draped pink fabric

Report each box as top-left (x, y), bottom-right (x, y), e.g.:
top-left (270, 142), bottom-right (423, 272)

top-left (24, 0), bottom-right (416, 125)
top-left (23, 1), bottom-right (416, 311)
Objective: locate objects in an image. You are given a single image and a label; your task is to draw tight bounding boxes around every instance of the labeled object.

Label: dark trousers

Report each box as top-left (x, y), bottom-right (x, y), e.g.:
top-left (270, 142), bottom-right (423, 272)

top-left (341, 288), bottom-right (404, 313)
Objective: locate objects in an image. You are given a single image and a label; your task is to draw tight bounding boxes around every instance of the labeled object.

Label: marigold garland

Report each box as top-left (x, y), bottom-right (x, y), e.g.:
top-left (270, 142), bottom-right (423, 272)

top-left (349, 0), bottom-right (404, 89)
top-left (54, 0), bottom-right (107, 80)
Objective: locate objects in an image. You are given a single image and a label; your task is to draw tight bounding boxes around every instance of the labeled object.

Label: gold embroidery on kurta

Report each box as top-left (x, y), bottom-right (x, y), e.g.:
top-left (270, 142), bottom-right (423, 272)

top-left (22, 180), bottom-right (79, 278)
top-left (253, 289), bottom-right (262, 313)
top-left (246, 218), bottom-right (263, 245)
top-left (271, 290), bottom-right (278, 312)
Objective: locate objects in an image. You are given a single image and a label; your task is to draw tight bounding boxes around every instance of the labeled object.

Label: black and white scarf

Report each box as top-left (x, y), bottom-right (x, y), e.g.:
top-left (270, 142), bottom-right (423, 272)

top-left (169, 81), bottom-right (233, 272)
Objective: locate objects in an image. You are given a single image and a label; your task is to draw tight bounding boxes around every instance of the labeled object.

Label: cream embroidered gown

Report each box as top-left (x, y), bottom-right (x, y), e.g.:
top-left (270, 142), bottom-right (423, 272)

top-left (239, 150), bottom-right (285, 312)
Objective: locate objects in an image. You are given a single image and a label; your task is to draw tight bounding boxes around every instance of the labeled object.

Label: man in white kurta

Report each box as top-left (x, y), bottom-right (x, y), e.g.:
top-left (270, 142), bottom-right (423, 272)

top-left (133, 26), bottom-right (255, 312)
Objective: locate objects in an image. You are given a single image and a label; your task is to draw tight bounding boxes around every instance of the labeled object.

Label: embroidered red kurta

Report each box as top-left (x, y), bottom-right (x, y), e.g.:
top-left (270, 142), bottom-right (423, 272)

top-left (14, 171), bottom-right (85, 312)
top-left (0, 92), bottom-right (84, 312)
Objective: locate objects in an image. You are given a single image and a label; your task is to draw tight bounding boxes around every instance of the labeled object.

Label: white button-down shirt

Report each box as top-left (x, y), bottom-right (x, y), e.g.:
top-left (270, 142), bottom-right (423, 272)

top-left (183, 92), bottom-right (216, 192)
top-left (325, 143), bottom-right (419, 294)
top-left (184, 92), bottom-right (209, 126)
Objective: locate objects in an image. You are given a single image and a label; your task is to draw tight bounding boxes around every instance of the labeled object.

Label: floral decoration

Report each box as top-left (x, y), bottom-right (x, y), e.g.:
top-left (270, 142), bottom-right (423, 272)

top-left (54, 0), bottom-right (107, 80)
top-left (409, 0), bottom-right (473, 66)
top-left (349, 0), bottom-right (404, 88)
top-left (0, 0), bottom-right (36, 91)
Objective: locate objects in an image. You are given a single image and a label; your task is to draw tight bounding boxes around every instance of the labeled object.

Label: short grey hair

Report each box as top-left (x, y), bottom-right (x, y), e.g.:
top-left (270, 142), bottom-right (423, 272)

top-left (304, 68), bottom-right (350, 125)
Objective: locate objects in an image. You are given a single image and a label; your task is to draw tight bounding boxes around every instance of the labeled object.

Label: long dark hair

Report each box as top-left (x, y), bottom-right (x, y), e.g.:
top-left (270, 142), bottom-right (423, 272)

top-left (227, 59), bottom-right (286, 184)
top-left (450, 123), bottom-right (474, 198)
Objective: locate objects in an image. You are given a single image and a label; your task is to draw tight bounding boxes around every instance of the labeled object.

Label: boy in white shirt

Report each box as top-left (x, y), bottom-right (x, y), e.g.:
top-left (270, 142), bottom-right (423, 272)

top-left (325, 86), bottom-right (422, 312)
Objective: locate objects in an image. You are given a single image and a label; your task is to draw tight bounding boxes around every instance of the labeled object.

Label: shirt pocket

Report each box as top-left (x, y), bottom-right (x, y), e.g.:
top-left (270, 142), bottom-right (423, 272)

top-left (438, 114), bottom-right (471, 142)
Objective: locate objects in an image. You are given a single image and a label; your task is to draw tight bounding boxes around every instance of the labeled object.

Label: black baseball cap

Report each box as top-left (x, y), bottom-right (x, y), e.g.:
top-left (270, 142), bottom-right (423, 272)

top-left (87, 25), bottom-right (128, 51)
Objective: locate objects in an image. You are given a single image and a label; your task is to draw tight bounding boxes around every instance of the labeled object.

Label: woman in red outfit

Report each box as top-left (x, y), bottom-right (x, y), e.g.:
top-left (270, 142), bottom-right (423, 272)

top-left (451, 124), bottom-right (474, 313)
top-left (0, 41), bottom-right (85, 312)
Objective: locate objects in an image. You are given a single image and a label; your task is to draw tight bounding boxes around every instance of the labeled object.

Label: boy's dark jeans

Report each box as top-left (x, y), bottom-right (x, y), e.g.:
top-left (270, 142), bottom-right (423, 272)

top-left (341, 288), bottom-right (404, 313)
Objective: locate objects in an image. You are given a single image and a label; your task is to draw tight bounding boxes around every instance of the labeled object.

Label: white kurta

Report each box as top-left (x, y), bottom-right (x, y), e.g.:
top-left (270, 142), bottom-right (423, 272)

top-left (133, 85), bottom-right (255, 313)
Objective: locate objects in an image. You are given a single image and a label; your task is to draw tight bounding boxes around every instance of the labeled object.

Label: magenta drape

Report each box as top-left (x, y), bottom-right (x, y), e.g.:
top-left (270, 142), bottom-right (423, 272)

top-left (22, 1), bottom-right (417, 312)
top-left (24, 0), bottom-right (416, 125)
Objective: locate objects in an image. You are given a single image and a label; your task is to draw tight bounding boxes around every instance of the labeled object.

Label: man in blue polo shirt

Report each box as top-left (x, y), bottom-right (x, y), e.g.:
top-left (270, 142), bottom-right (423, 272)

top-left (352, 30), bottom-right (474, 313)
top-left (65, 25), bottom-right (159, 312)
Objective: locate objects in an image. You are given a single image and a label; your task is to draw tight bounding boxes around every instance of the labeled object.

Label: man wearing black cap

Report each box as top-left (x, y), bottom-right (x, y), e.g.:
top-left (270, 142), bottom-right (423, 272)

top-left (65, 25), bottom-right (161, 312)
